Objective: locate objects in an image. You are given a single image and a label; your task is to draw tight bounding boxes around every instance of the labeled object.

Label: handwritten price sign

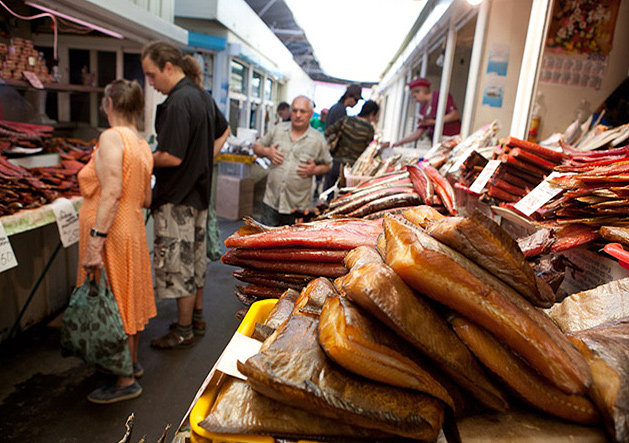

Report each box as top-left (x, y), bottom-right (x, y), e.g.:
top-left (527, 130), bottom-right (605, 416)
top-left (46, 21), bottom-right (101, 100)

top-left (0, 222), bottom-right (18, 273)
top-left (51, 198), bottom-right (80, 247)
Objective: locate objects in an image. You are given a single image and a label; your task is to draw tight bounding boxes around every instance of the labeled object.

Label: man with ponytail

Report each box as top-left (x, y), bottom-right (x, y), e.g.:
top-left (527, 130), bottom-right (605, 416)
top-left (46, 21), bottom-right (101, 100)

top-left (141, 41), bottom-right (228, 349)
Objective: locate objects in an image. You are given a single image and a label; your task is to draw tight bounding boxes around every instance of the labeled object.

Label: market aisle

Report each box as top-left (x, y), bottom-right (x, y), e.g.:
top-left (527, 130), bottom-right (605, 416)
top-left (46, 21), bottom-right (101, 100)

top-left (0, 219), bottom-right (245, 443)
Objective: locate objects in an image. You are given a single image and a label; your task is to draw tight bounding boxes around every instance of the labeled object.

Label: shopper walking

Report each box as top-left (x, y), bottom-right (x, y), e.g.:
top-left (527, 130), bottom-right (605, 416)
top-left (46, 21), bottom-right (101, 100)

top-left (325, 84), bottom-right (363, 130)
top-left (141, 40), bottom-right (228, 349)
top-left (77, 79), bottom-right (155, 404)
top-left (254, 96), bottom-right (331, 226)
top-left (323, 100), bottom-right (380, 191)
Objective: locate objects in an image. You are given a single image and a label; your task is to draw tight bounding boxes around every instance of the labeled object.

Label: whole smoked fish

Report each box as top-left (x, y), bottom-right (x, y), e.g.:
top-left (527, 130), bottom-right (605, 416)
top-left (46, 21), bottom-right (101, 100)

top-left (426, 210), bottom-right (556, 307)
top-left (319, 295), bottom-right (454, 408)
top-left (384, 215), bottom-right (592, 395)
top-left (343, 245), bottom-right (383, 270)
top-left (335, 261), bottom-right (508, 412)
top-left (449, 314), bottom-right (600, 425)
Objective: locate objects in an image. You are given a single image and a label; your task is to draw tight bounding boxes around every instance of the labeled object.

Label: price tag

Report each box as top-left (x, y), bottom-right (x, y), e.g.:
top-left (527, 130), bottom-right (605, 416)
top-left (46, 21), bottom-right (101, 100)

top-left (0, 222), bottom-right (18, 273)
top-left (469, 160), bottom-right (501, 194)
top-left (22, 71), bottom-right (44, 89)
top-left (51, 198), bottom-right (80, 247)
top-left (216, 332), bottom-right (263, 380)
top-left (514, 172), bottom-right (570, 216)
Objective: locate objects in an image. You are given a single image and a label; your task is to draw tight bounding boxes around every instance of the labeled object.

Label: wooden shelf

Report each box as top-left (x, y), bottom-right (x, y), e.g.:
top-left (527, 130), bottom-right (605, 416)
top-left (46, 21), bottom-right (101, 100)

top-left (1, 78), bottom-right (104, 93)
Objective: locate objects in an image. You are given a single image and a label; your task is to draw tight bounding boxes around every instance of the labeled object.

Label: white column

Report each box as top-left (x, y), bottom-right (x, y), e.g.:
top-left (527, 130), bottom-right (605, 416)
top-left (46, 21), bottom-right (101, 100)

top-left (510, 0), bottom-right (553, 139)
top-left (433, 22), bottom-right (457, 146)
top-left (461, 0), bottom-right (491, 138)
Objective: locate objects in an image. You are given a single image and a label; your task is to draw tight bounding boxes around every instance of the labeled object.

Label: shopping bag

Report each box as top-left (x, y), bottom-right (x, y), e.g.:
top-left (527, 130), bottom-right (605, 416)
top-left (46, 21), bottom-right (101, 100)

top-left (60, 270), bottom-right (132, 377)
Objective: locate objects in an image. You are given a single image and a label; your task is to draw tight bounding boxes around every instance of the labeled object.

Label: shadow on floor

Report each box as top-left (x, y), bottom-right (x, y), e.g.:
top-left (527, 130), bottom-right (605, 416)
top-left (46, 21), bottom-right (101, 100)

top-left (0, 218), bottom-right (245, 443)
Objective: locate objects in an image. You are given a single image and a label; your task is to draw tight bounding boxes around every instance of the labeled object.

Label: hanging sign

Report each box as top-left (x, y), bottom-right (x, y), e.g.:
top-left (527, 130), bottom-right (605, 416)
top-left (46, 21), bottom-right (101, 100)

top-left (0, 222), bottom-right (18, 273)
top-left (51, 198), bottom-right (80, 247)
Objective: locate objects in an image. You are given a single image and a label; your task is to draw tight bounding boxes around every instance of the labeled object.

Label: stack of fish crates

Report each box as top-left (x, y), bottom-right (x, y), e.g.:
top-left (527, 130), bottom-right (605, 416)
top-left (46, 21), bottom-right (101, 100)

top-left (215, 154), bottom-right (255, 220)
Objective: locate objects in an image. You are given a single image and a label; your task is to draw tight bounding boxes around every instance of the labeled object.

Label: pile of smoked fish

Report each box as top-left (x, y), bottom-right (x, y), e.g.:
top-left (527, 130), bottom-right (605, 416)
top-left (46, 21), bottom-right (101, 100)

top-left (317, 164), bottom-right (458, 221)
top-left (205, 206), bottom-right (627, 442)
top-left (222, 217), bottom-right (383, 305)
top-left (0, 120), bottom-right (93, 216)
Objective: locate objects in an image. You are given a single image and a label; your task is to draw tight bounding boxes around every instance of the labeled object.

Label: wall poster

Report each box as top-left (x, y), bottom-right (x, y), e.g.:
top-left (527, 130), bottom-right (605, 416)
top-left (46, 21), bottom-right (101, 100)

top-left (540, 0), bottom-right (621, 90)
top-left (482, 43), bottom-right (510, 108)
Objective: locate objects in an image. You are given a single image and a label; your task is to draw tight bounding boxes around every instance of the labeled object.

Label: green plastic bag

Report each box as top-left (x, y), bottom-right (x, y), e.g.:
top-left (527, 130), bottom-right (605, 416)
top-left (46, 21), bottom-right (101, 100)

top-left (60, 271), bottom-right (132, 377)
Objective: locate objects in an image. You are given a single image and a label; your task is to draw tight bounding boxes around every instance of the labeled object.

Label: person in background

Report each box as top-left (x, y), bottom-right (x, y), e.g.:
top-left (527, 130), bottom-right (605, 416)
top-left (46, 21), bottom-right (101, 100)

top-left (325, 84), bottom-right (363, 130)
top-left (323, 100), bottom-right (380, 191)
top-left (310, 108), bottom-right (328, 134)
top-left (78, 79), bottom-right (155, 404)
top-left (254, 95), bottom-right (332, 226)
top-left (392, 77), bottom-right (460, 147)
top-left (141, 40), bottom-right (228, 349)
top-left (277, 101), bottom-right (291, 122)
top-left (183, 56), bottom-right (231, 261)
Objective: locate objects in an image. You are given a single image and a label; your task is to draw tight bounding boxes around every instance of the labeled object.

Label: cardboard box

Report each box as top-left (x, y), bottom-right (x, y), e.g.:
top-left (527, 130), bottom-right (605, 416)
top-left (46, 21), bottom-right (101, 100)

top-left (215, 175), bottom-right (254, 220)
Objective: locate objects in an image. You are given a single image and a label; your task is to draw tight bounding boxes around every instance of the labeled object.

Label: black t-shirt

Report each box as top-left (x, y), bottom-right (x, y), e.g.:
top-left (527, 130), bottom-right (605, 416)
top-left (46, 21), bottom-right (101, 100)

top-left (152, 77), bottom-right (228, 210)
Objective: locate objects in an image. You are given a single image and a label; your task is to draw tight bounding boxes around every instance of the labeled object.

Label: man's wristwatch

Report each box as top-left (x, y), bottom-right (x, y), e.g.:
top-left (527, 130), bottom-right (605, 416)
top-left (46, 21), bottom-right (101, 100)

top-left (89, 228), bottom-right (108, 238)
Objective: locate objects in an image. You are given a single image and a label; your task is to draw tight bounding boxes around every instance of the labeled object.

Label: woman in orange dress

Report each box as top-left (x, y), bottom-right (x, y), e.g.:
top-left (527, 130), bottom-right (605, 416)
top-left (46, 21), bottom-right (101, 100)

top-left (76, 79), bottom-right (156, 404)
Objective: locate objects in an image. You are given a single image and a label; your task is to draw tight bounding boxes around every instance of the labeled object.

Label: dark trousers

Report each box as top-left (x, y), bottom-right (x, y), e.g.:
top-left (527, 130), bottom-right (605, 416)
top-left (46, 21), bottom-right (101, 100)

top-left (323, 159), bottom-right (342, 196)
top-left (260, 202), bottom-right (296, 227)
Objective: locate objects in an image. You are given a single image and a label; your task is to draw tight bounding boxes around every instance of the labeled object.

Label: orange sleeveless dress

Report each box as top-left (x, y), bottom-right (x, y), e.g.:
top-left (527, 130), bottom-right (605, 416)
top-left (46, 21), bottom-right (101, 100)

top-left (76, 127), bottom-right (156, 335)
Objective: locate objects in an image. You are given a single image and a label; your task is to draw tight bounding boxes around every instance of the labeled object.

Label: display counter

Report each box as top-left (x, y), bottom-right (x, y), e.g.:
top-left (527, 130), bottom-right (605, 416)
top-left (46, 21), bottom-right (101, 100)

top-left (175, 300), bottom-right (608, 443)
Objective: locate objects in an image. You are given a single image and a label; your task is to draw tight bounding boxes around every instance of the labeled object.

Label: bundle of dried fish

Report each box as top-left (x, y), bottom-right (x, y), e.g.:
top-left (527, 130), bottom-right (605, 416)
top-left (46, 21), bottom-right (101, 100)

top-left (384, 215), bottom-right (592, 395)
top-left (223, 217), bottom-right (382, 306)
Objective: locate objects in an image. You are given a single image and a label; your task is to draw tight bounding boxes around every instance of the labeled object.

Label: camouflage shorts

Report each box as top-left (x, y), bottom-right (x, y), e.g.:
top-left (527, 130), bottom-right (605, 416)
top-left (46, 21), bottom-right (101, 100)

top-left (153, 203), bottom-right (208, 299)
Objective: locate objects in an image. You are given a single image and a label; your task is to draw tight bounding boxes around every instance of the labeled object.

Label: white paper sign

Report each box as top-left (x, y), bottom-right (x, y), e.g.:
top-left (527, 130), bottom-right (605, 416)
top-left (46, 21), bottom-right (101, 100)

top-left (469, 160), bottom-right (501, 194)
top-left (50, 198), bottom-right (80, 247)
top-left (215, 331), bottom-right (263, 380)
top-left (514, 172), bottom-right (570, 216)
top-left (0, 222), bottom-right (18, 273)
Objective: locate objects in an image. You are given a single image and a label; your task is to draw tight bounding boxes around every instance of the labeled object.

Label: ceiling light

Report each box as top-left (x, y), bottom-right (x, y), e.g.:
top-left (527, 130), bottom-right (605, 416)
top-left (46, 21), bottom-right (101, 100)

top-left (467, 0), bottom-right (483, 5)
top-left (25, 2), bottom-right (124, 39)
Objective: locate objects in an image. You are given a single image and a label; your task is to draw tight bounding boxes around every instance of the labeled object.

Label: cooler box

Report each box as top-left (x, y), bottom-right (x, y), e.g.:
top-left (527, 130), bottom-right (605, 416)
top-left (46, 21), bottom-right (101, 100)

top-left (215, 176), bottom-right (254, 221)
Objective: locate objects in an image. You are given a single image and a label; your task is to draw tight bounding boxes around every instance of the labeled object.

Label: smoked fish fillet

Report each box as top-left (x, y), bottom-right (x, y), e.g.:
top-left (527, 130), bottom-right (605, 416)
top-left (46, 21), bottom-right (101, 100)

top-left (199, 376), bottom-right (397, 440)
top-left (401, 205), bottom-right (445, 229)
top-left (335, 261), bottom-right (508, 412)
top-left (449, 314), bottom-right (600, 424)
top-left (384, 215), bottom-right (592, 395)
top-left (343, 246), bottom-right (383, 270)
top-left (221, 251), bottom-right (348, 278)
top-left (319, 294), bottom-right (454, 408)
top-left (224, 218), bottom-right (382, 250)
top-left (292, 277), bottom-right (334, 318)
top-left (568, 318), bottom-right (629, 442)
top-left (238, 313), bottom-right (445, 440)
top-left (425, 209), bottom-right (556, 308)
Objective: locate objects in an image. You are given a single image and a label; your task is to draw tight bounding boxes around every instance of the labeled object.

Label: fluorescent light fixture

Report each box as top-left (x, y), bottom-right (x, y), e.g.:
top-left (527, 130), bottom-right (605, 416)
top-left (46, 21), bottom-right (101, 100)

top-left (467, 0), bottom-right (483, 5)
top-left (25, 2), bottom-right (124, 39)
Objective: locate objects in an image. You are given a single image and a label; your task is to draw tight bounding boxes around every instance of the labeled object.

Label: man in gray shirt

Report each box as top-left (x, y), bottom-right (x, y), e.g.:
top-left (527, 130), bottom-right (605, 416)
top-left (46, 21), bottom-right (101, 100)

top-left (254, 96), bottom-right (332, 226)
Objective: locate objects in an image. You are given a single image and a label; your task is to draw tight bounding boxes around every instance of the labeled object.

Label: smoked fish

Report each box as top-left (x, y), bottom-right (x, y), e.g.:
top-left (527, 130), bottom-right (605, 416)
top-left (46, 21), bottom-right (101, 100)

top-left (449, 314), bottom-right (600, 424)
top-left (401, 205), bottom-right (445, 229)
top-left (222, 250), bottom-right (348, 278)
top-left (335, 261), bottom-right (508, 412)
top-left (238, 313), bottom-right (445, 440)
top-left (343, 246), bottom-right (383, 270)
top-left (384, 215), bottom-right (592, 395)
top-left (425, 209), bottom-right (555, 307)
top-left (319, 294), bottom-right (454, 408)
top-left (199, 376), bottom-right (397, 440)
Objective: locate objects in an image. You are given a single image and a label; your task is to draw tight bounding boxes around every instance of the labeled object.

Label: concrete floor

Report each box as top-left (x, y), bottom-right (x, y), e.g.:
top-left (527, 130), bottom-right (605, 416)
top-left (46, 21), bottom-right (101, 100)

top-left (0, 218), bottom-right (245, 443)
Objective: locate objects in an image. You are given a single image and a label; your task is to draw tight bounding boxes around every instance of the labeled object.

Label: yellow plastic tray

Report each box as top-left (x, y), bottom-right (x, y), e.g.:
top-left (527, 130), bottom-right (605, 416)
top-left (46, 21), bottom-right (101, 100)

top-left (215, 153), bottom-right (256, 164)
top-left (190, 299), bottom-right (278, 443)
